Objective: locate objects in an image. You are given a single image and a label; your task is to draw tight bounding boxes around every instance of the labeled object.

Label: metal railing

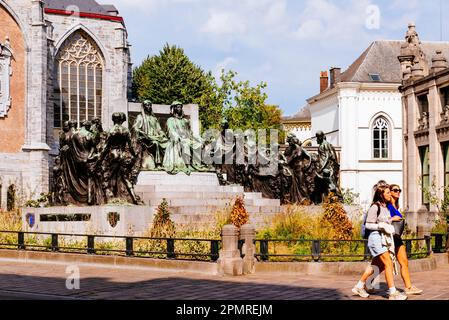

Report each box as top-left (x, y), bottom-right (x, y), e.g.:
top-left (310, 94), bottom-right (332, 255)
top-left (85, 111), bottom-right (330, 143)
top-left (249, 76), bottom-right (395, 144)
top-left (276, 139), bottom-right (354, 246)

top-left (0, 230), bottom-right (221, 262)
top-left (431, 233), bottom-right (449, 253)
top-left (255, 236), bottom-right (434, 262)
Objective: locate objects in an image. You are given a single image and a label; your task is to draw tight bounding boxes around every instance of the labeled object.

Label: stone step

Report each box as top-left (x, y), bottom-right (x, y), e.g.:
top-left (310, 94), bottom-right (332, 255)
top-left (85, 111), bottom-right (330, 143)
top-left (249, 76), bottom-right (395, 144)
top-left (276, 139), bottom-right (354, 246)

top-left (244, 192), bottom-right (263, 200)
top-left (145, 197), bottom-right (280, 208)
top-left (136, 185), bottom-right (245, 193)
top-left (147, 198), bottom-right (235, 207)
top-left (169, 205), bottom-right (282, 215)
top-left (250, 198), bottom-right (281, 207)
top-left (136, 191), bottom-right (245, 201)
top-left (137, 172), bottom-right (220, 186)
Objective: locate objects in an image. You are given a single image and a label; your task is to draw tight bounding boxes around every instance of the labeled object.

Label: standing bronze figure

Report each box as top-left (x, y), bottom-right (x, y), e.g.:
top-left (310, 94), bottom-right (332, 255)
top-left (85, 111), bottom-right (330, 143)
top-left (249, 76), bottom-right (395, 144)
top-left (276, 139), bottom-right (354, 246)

top-left (99, 112), bottom-right (142, 205)
top-left (132, 100), bottom-right (168, 171)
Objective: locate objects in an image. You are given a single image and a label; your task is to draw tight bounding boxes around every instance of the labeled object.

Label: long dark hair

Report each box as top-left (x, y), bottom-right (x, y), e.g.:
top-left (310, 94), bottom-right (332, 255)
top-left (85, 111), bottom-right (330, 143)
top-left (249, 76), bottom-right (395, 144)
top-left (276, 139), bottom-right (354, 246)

top-left (389, 184), bottom-right (400, 209)
top-left (372, 185), bottom-right (390, 206)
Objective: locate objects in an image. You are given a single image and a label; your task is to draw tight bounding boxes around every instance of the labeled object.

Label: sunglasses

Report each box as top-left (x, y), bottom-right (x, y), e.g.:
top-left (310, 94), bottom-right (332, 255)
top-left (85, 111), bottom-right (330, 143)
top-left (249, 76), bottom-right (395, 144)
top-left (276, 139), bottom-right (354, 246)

top-left (392, 189), bottom-right (402, 193)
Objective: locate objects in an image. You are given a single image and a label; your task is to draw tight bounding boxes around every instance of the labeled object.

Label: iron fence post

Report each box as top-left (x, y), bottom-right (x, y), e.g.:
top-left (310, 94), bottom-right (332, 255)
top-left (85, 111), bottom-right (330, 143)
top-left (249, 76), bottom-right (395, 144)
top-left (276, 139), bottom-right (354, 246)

top-left (405, 240), bottom-right (412, 258)
top-left (434, 234), bottom-right (443, 253)
top-left (425, 235), bottom-right (432, 256)
top-left (446, 233), bottom-right (449, 252)
top-left (167, 239), bottom-right (175, 259)
top-left (312, 240), bottom-right (321, 262)
top-left (51, 234), bottom-right (59, 252)
top-left (238, 239), bottom-right (245, 258)
top-left (18, 232), bottom-right (25, 250)
top-left (125, 237), bottom-right (134, 256)
top-left (210, 240), bottom-right (219, 262)
top-left (260, 240), bottom-right (269, 262)
top-left (87, 235), bottom-right (95, 254)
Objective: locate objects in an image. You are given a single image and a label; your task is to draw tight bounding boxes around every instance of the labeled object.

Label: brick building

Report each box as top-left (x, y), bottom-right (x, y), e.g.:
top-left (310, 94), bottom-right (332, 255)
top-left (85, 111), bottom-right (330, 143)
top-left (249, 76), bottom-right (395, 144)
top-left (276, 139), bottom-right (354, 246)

top-left (0, 0), bottom-right (131, 210)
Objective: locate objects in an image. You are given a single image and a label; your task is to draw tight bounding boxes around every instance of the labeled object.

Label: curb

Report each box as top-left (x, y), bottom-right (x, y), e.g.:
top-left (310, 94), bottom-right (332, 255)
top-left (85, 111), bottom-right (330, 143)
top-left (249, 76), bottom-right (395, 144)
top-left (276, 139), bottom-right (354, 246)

top-left (1, 249), bottom-right (446, 276)
top-left (0, 249), bottom-right (218, 275)
top-left (254, 253), bottom-right (449, 275)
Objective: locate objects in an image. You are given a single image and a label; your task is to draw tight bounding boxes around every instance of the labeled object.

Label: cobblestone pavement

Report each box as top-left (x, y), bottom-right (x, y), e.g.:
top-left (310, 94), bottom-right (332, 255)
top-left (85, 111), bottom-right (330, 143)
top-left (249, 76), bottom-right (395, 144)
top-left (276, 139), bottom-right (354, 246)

top-left (0, 259), bottom-right (448, 300)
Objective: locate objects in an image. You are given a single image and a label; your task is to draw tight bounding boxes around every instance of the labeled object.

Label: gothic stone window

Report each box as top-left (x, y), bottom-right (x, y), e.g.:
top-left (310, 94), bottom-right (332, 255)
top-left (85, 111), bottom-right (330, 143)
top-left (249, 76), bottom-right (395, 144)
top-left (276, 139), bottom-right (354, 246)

top-left (54, 31), bottom-right (104, 128)
top-left (420, 146), bottom-right (430, 208)
top-left (372, 117), bottom-right (389, 159)
top-left (417, 94), bottom-right (429, 116)
top-left (0, 37), bottom-right (13, 118)
top-left (443, 143), bottom-right (449, 188)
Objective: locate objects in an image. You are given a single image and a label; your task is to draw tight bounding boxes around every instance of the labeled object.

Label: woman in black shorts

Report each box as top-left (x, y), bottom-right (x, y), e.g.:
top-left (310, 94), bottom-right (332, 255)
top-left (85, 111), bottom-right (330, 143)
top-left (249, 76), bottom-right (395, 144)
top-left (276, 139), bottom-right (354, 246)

top-left (387, 184), bottom-right (422, 295)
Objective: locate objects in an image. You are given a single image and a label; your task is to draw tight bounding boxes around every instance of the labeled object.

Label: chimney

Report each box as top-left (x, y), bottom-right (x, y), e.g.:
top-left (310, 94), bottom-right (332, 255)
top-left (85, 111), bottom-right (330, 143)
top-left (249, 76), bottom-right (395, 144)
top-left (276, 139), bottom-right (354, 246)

top-left (329, 67), bottom-right (341, 87)
top-left (320, 71), bottom-right (329, 93)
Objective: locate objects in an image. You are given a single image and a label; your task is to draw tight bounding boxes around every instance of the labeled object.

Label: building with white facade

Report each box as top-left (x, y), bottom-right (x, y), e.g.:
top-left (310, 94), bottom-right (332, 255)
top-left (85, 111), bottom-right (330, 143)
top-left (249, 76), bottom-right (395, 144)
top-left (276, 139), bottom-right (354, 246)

top-left (0, 0), bottom-right (131, 210)
top-left (304, 42), bottom-right (408, 208)
top-left (281, 105), bottom-right (312, 146)
top-left (305, 38), bottom-right (449, 209)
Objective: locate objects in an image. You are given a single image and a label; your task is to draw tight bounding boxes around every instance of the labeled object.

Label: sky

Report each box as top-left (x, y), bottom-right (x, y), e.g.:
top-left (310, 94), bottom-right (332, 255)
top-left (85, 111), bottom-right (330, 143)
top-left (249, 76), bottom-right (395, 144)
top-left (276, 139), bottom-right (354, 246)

top-left (106, 0), bottom-right (448, 116)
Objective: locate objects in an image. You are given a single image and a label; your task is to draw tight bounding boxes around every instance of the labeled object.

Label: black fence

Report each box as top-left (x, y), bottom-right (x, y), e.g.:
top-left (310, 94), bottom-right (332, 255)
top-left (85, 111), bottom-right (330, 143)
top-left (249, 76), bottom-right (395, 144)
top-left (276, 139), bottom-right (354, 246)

top-left (0, 230), bottom-right (446, 264)
top-left (255, 236), bottom-right (434, 262)
top-left (0, 230), bottom-right (221, 262)
top-left (431, 233), bottom-right (449, 253)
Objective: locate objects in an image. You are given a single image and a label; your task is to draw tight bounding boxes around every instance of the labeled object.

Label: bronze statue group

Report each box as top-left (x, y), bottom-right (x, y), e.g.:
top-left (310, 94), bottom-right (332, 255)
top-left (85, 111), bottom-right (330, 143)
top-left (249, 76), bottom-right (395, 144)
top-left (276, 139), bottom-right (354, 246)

top-left (53, 101), bottom-right (342, 206)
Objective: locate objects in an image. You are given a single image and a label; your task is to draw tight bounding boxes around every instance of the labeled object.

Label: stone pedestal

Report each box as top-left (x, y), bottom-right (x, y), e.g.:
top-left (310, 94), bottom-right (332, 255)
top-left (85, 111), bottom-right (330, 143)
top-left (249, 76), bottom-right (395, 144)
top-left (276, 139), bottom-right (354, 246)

top-left (218, 225), bottom-right (243, 276)
top-left (135, 172), bottom-right (281, 229)
top-left (240, 224), bottom-right (256, 275)
top-left (22, 205), bottom-right (155, 236)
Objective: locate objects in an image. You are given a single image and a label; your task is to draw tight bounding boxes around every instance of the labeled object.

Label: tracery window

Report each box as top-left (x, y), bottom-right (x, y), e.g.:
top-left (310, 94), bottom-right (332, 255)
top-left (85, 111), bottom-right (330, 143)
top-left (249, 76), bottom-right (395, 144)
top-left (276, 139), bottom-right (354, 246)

top-left (372, 117), bottom-right (389, 159)
top-left (0, 37), bottom-right (13, 118)
top-left (54, 31), bottom-right (104, 128)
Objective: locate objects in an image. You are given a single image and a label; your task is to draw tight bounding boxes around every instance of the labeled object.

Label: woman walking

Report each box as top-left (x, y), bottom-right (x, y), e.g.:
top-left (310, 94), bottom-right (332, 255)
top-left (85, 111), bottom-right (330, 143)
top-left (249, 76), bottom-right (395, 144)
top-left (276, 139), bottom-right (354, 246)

top-left (388, 184), bottom-right (423, 295)
top-left (352, 185), bottom-right (407, 300)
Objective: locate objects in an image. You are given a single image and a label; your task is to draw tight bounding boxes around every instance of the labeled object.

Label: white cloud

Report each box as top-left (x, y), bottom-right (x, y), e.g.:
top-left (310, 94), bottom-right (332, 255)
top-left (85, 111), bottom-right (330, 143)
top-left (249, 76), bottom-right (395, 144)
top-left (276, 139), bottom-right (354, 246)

top-left (214, 57), bottom-right (238, 78)
top-left (201, 12), bottom-right (247, 35)
top-left (291, 0), bottom-right (376, 46)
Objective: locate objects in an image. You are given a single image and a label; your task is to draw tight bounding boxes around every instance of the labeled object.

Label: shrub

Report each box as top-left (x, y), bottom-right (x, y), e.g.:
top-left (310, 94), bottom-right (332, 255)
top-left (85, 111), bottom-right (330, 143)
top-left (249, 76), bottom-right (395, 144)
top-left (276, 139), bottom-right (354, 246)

top-left (321, 193), bottom-right (354, 240)
top-left (230, 196), bottom-right (249, 228)
top-left (150, 199), bottom-right (175, 238)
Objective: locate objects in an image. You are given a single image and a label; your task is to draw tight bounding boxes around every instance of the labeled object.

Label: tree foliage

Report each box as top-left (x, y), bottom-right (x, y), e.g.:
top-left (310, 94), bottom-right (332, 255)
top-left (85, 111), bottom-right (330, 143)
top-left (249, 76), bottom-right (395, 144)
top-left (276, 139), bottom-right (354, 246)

top-left (132, 44), bottom-right (283, 134)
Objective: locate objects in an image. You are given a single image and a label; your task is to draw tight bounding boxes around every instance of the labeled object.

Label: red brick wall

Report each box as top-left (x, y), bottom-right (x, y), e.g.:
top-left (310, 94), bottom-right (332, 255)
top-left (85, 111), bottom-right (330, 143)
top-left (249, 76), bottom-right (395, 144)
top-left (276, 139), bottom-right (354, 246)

top-left (0, 5), bottom-right (26, 153)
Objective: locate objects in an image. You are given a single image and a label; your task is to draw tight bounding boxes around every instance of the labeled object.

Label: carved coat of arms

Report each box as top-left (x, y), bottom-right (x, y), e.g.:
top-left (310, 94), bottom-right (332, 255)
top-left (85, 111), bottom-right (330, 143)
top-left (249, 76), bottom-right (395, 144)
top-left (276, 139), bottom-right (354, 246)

top-left (107, 212), bottom-right (120, 228)
top-left (25, 213), bottom-right (35, 228)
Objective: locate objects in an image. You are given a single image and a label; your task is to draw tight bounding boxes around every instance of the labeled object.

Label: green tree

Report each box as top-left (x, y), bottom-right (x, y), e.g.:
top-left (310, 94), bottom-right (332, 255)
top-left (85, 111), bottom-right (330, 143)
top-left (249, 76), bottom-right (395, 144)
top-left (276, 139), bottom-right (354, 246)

top-left (133, 45), bottom-right (283, 134)
top-left (205, 70), bottom-right (284, 140)
top-left (132, 44), bottom-right (222, 131)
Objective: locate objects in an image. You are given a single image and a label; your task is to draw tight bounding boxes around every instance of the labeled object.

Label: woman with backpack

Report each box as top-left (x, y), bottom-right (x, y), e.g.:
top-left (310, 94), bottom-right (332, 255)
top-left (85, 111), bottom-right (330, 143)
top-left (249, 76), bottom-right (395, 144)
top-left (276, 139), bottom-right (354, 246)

top-left (387, 184), bottom-right (423, 295)
top-left (352, 184), bottom-right (408, 300)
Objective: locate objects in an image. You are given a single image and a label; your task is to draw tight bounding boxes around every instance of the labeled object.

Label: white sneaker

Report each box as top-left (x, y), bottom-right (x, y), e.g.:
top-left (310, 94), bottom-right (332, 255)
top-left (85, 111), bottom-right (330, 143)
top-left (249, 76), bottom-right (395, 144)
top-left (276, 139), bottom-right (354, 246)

top-left (352, 286), bottom-right (370, 298)
top-left (388, 291), bottom-right (408, 300)
top-left (405, 286), bottom-right (423, 295)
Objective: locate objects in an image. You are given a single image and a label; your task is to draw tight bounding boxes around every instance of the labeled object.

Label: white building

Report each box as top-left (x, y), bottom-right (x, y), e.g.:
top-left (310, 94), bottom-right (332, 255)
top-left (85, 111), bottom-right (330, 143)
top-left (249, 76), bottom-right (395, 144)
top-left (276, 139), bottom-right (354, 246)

top-left (306, 41), bottom-right (406, 208)
top-left (281, 105), bottom-right (312, 146)
top-left (306, 40), bottom-right (449, 208)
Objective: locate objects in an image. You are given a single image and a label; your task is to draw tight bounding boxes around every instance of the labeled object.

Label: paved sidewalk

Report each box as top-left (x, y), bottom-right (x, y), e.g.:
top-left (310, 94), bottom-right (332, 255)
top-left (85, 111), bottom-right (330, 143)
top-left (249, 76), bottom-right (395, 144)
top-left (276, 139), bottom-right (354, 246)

top-left (0, 259), bottom-right (448, 300)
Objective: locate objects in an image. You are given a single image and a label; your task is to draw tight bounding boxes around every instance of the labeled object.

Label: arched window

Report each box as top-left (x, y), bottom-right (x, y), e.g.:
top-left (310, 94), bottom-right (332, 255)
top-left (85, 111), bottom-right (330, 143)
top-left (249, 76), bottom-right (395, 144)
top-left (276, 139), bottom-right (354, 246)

top-left (372, 117), bottom-right (389, 159)
top-left (53, 31), bottom-right (104, 128)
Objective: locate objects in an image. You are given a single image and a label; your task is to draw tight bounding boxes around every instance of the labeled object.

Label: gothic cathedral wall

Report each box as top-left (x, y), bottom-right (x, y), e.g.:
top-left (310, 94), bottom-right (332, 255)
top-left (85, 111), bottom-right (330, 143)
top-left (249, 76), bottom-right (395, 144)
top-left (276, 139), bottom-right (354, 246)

top-left (0, 4), bottom-right (26, 153)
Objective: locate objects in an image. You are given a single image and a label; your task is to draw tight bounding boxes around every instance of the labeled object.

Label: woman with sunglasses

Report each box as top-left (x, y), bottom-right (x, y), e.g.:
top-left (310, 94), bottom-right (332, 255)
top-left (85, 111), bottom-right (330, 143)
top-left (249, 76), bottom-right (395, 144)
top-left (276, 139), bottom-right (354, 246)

top-left (388, 184), bottom-right (423, 295)
top-left (352, 184), bottom-right (407, 300)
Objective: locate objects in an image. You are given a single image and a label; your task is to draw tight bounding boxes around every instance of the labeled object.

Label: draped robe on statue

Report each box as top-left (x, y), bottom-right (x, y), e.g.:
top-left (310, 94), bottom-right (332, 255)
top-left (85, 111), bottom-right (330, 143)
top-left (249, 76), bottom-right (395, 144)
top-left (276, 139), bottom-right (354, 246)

top-left (163, 115), bottom-right (205, 175)
top-left (60, 127), bottom-right (102, 205)
top-left (132, 112), bottom-right (168, 171)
